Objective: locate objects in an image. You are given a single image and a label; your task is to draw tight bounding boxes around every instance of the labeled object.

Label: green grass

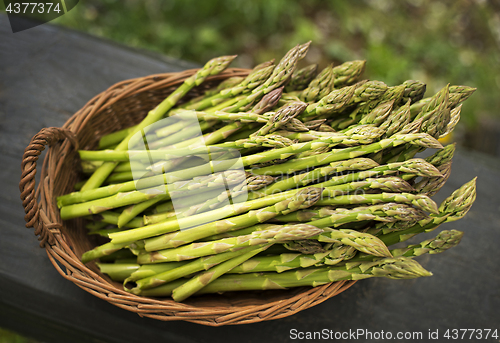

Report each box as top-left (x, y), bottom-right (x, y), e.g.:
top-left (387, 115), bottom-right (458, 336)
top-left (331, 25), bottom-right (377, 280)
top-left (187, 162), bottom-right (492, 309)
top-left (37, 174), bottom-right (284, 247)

top-left (0, 328), bottom-right (38, 343)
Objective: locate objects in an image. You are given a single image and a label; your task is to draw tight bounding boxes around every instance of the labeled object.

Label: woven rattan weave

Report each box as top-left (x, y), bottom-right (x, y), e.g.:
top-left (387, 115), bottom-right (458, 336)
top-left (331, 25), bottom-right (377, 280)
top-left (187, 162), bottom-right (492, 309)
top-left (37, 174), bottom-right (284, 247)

top-left (19, 68), bottom-right (356, 326)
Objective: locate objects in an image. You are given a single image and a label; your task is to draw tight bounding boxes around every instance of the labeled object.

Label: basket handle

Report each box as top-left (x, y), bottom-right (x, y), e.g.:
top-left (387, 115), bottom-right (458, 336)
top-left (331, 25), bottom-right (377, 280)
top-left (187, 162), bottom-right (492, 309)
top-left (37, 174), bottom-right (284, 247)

top-left (20, 127), bottom-right (78, 240)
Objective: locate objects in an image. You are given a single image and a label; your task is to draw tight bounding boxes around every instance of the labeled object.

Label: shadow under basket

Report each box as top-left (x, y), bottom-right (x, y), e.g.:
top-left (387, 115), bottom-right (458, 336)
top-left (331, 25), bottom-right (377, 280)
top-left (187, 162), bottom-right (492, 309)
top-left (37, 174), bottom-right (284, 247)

top-left (19, 67), bottom-right (357, 326)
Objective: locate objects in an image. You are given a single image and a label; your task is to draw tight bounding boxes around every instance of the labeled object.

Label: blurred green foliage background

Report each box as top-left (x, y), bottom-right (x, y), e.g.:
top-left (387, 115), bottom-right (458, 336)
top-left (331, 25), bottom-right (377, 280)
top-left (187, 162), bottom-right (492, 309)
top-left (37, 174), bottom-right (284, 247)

top-left (50, 0), bottom-right (500, 154)
top-left (1, 1), bottom-right (499, 341)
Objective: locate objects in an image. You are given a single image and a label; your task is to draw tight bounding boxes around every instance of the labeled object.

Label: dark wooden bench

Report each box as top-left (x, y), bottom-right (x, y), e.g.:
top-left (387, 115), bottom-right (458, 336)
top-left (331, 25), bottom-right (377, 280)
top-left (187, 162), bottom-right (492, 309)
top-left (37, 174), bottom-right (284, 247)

top-left (1, 14), bottom-right (499, 343)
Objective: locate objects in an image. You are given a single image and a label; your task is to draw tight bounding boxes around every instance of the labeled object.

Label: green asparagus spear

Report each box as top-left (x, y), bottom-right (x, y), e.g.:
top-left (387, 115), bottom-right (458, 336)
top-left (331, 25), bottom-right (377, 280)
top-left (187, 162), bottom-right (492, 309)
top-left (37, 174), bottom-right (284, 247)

top-left (250, 133), bottom-right (442, 175)
top-left (223, 42), bottom-right (310, 113)
top-left (171, 244), bottom-right (272, 302)
top-left (410, 85), bottom-right (475, 116)
top-left (137, 223), bottom-right (323, 263)
top-left (125, 245), bottom-right (266, 293)
top-left (315, 192), bottom-right (439, 214)
top-left (258, 158), bottom-right (379, 195)
top-left (181, 63), bottom-right (275, 111)
top-left (300, 64), bottom-right (336, 102)
top-left (95, 262), bottom-right (139, 282)
top-left (138, 256), bottom-right (431, 297)
top-left (400, 80), bottom-right (426, 105)
top-left (331, 60), bottom-right (367, 87)
top-left (59, 169), bottom-right (247, 219)
top-left (142, 187), bottom-right (323, 251)
top-left (285, 64), bottom-right (318, 92)
top-left (81, 55), bottom-right (236, 191)
top-left (378, 178), bottom-right (476, 246)
top-left (275, 201), bottom-right (425, 224)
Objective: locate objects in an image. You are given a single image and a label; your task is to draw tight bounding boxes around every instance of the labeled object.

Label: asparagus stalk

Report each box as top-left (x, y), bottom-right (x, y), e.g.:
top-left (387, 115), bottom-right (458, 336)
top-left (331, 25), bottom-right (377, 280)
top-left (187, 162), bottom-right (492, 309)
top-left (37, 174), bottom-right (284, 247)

top-left (439, 105), bottom-right (462, 138)
top-left (228, 250), bottom-right (332, 274)
top-left (275, 201), bottom-right (426, 224)
top-left (203, 76), bottom-right (246, 96)
top-left (88, 227), bottom-right (124, 238)
top-left (98, 126), bottom-right (137, 150)
top-left (141, 187), bottom-right (323, 251)
top-left (358, 100), bottom-right (395, 126)
top-left (285, 64), bottom-right (318, 92)
top-left (145, 120), bottom-right (218, 150)
top-left (182, 174), bottom-right (275, 216)
top-left (316, 192), bottom-right (439, 214)
top-left (410, 85), bottom-right (476, 116)
top-left (125, 245), bottom-right (266, 293)
top-left (246, 86), bottom-right (285, 115)
top-left (249, 158), bottom-right (441, 204)
top-left (413, 162), bottom-right (452, 197)
top-left (137, 223), bottom-right (323, 264)
top-left (258, 158), bottom-right (379, 195)
top-left (378, 178), bottom-right (476, 246)
top-left (138, 256), bottom-right (432, 297)
top-left (116, 196), bottom-right (166, 228)
top-left (274, 124), bottom-right (384, 144)
top-left (299, 84), bottom-right (357, 119)
top-left (154, 119), bottom-right (188, 138)
top-left (347, 84), bottom-right (403, 124)
top-left (222, 42), bottom-right (310, 113)
top-left (325, 176), bottom-right (416, 200)
top-left (400, 80), bottom-right (426, 105)
top-left (331, 60), bottom-right (367, 87)
top-left (187, 110), bottom-right (271, 124)
top-left (95, 262), bottom-right (139, 282)
top-left (96, 120), bottom-right (172, 150)
top-left (281, 118), bottom-right (310, 132)
top-left (424, 143), bottom-right (456, 166)
top-left (59, 169), bottom-right (247, 219)
top-left (351, 229), bottom-right (464, 264)
top-left (250, 101), bottom-right (307, 136)
top-left (103, 189), bottom-right (303, 247)
top-left (85, 220), bottom-right (109, 231)
top-left (300, 64), bottom-right (335, 102)
top-left (179, 62), bottom-right (275, 111)
top-left (376, 143), bottom-right (454, 188)
top-left (392, 229), bottom-right (464, 257)
top-left (81, 240), bottom-right (132, 264)
top-left (180, 76), bottom-right (246, 108)
top-left (283, 238), bottom-right (327, 254)
top-left (123, 262), bottom-right (188, 283)
top-left (250, 134), bottom-right (443, 176)
top-left (232, 228), bottom-right (463, 275)
top-left (81, 55), bottom-right (236, 191)
top-left (312, 228), bottom-right (392, 257)
top-left (170, 244), bottom-right (271, 302)
top-left (304, 119), bottom-right (327, 131)
top-left (379, 100), bottom-right (411, 138)
top-left (93, 211), bottom-right (144, 228)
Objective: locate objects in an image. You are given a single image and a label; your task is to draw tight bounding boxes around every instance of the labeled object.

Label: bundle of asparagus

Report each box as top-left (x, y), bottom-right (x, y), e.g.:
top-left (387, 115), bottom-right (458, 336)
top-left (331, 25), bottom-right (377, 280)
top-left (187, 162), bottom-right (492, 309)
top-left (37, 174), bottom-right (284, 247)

top-left (57, 42), bottom-right (477, 302)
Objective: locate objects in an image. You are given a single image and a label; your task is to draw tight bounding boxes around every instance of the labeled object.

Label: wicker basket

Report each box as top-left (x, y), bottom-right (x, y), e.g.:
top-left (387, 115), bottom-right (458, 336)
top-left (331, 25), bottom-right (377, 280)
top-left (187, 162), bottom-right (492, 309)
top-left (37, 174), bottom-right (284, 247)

top-left (19, 68), bottom-right (356, 326)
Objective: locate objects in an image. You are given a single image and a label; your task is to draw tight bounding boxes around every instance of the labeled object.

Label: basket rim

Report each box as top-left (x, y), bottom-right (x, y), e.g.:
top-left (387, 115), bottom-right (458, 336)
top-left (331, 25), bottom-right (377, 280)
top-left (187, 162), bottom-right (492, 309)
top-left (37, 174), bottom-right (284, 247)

top-left (20, 67), bottom-right (357, 326)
